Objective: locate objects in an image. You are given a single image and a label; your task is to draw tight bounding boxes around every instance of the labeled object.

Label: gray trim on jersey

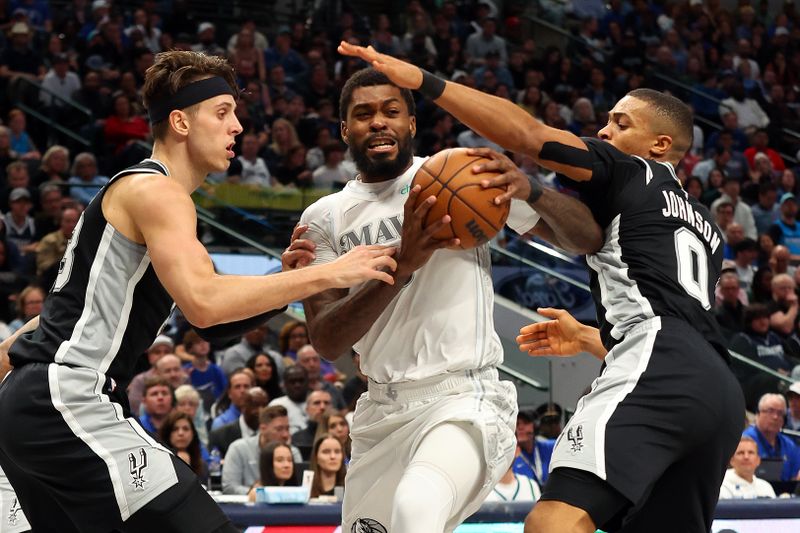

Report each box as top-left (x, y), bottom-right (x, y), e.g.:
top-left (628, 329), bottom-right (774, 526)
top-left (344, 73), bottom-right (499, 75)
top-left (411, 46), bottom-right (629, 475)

top-left (55, 223), bottom-right (151, 370)
top-left (550, 317), bottom-right (660, 480)
top-left (47, 364), bottom-right (177, 521)
top-left (586, 214), bottom-right (655, 341)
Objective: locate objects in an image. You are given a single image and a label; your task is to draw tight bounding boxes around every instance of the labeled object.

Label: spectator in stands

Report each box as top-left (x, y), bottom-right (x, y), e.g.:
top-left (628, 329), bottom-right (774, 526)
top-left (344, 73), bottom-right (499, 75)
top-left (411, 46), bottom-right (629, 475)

top-left (127, 334), bottom-right (174, 414)
top-left (192, 22), bottom-right (225, 57)
top-left (752, 181), bottom-right (781, 236)
top-left (292, 389), bottom-right (333, 460)
top-left (33, 183), bottom-right (63, 238)
top-left (733, 238), bottom-right (759, 294)
top-left (125, 8), bottom-right (162, 54)
top-left (35, 205), bottom-right (78, 281)
top-left (743, 393), bottom-right (800, 482)
top-left (777, 169), bottom-right (799, 199)
top-left (247, 441), bottom-right (299, 501)
top-left (226, 18), bottom-right (268, 56)
top-left (311, 141), bottom-right (348, 189)
top-left (485, 463), bottom-right (540, 503)
top-left (67, 152), bottom-right (108, 206)
top-left (208, 387), bottom-right (268, 457)
top-left (5, 109), bottom-right (39, 160)
top-left (211, 368), bottom-right (254, 430)
top-left (71, 71), bottom-right (110, 120)
top-left (0, 22), bottom-right (45, 81)
top-left (155, 353), bottom-right (189, 392)
top-left (278, 320), bottom-right (309, 363)
top-left (296, 344), bottom-right (345, 409)
top-left (261, 117), bottom-right (299, 174)
top-left (222, 405), bottom-right (301, 495)
top-left (701, 168), bottom-right (725, 207)
top-left (512, 410), bottom-right (555, 487)
top-left (767, 274), bottom-right (800, 339)
top-left (245, 352), bottom-right (283, 403)
top-left (160, 410), bottom-right (207, 478)
top-left (719, 436), bottom-right (777, 499)
top-left (711, 177), bottom-right (757, 240)
top-left (138, 375), bottom-right (173, 433)
top-left (465, 17), bottom-right (507, 68)
top-left (707, 111), bottom-right (749, 155)
top-left (0, 127), bottom-right (18, 182)
top-left (269, 366), bottom-right (309, 434)
top-left (714, 199), bottom-right (735, 236)
top-left (786, 382), bottom-right (800, 432)
top-left (370, 13), bottom-right (402, 57)
top-left (752, 267), bottom-right (775, 305)
top-left (751, 152), bottom-right (780, 184)
top-left (730, 303), bottom-right (793, 375)
top-left (39, 53), bottom-right (80, 108)
top-left (317, 410), bottom-right (351, 463)
top-left (309, 433), bottom-right (346, 498)
top-left (33, 144), bottom-right (69, 188)
top-left (229, 27), bottom-right (266, 84)
top-left (183, 329), bottom-right (227, 409)
top-left (744, 129), bottom-right (786, 172)
top-left (720, 81), bottom-right (770, 132)
top-left (7, 284), bottom-right (43, 336)
top-left (303, 64), bottom-right (337, 114)
top-left (264, 25), bottom-right (307, 85)
top-left (769, 245), bottom-right (794, 277)
top-left (174, 384), bottom-right (208, 446)
top-left (237, 133), bottom-right (271, 187)
top-left (220, 324), bottom-right (283, 377)
top-left (716, 271), bottom-right (746, 336)
top-left (274, 144), bottom-right (313, 188)
top-left (103, 91), bottom-right (149, 157)
top-left (3, 187), bottom-right (36, 254)
top-left (723, 222), bottom-right (745, 257)
top-left (769, 193), bottom-right (800, 259)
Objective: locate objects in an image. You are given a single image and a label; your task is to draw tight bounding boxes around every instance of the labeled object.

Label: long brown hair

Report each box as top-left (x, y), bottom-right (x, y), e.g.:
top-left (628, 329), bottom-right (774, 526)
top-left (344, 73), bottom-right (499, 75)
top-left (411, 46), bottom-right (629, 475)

top-left (160, 410), bottom-right (204, 476)
top-left (258, 441), bottom-right (299, 487)
top-left (309, 433), bottom-right (346, 498)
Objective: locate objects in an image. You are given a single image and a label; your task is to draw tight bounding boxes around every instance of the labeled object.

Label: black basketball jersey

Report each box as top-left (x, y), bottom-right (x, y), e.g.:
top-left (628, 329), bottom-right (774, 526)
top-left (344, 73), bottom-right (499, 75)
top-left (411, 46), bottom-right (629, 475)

top-left (561, 139), bottom-right (728, 359)
top-left (9, 159), bottom-right (175, 382)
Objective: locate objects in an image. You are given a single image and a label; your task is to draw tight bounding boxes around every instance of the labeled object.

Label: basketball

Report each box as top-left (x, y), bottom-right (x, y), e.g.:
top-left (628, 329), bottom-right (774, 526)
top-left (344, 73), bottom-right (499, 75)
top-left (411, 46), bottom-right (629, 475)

top-left (411, 148), bottom-right (510, 249)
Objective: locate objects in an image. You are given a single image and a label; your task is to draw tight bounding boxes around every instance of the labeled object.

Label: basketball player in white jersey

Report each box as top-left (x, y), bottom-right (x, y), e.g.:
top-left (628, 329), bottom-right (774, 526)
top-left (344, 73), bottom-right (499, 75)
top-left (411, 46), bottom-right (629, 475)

top-left (0, 51), bottom-right (397, 533)
top-left (294, 68), bottom-right (603, 533)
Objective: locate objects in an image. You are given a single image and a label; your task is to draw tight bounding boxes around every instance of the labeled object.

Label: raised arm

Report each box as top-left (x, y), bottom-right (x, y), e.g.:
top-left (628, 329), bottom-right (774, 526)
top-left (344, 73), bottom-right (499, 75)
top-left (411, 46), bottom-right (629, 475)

top-left (121, 175), bottom-right (397, 328)
top-left (338, 42), bottom-right (594, 183)
top-left (303, 187), bottom-right (456, 360)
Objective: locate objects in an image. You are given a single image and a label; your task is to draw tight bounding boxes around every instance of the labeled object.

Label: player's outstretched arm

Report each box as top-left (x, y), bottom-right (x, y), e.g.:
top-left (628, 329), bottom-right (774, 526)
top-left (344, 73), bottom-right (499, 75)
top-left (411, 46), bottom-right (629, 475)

top-left (0, 315), bottom-right (39, 381)
top-left (127, 176), bottom-right (397, 328)
top-left (338, 42), bottom-right (593, 183)
top-left (465, 148), bottom-right (603, 254)
top-left (303, 186), bottom-right (457, 360)
top-left (517, 308), bottom-right (606, 360)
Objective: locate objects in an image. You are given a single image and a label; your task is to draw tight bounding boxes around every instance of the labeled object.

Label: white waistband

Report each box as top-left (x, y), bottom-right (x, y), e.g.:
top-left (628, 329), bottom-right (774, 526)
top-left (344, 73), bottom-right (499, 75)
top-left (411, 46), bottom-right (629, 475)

top-left (367, 367), bottom-right (498, 404)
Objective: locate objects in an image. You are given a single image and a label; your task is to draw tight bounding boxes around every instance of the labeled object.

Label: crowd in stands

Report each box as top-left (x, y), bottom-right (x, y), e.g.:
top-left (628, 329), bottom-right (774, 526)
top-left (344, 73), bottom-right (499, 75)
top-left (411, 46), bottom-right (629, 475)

top-left (3, 0), bottom-right (800, 504)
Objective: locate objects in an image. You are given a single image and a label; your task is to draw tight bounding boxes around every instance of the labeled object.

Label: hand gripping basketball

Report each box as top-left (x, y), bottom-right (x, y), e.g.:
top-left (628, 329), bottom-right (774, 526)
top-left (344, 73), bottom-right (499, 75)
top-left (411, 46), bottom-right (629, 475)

top-left (517, 308), bottom-right (585, 357)
top-left (467, 147), bottom-right (534, 205)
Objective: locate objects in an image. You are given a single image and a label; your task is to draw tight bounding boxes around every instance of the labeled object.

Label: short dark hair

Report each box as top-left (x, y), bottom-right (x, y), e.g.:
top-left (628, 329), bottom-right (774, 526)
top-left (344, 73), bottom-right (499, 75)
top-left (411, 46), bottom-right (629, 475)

top-left (143, 375), bottom-right (171, 395)
top-left (339, 68), bottom-right (415, 120)
top-left (628, 88), bottom-right (694, 157)
top-left (259, 405), bottom-right (288, 425)
top-left (744, 303), bottom-right (770, 323)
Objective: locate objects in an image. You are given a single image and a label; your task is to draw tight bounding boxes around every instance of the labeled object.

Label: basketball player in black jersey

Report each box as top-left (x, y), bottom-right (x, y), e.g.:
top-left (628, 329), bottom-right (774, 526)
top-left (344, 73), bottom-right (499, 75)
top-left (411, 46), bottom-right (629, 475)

top-left (338, 43), bottom-right (745, 532)
top-left (0, 51), bottom-right (398, 533)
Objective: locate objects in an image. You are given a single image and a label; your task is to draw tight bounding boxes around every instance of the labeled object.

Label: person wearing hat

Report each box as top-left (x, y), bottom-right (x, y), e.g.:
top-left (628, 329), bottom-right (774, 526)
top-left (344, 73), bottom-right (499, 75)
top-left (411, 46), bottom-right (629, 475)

top-left (40, 53), bottom-right (81, 108)
top-left (126, 334), bottom-right (176, 415)
top-left (191, 22), bottom-right (225, 57)
top-left (0, 21), bottom-right (45, 81)
top-left (3, 188), bottom-right (36, 255)
top-left (768, 192), bottom-right (800, 258)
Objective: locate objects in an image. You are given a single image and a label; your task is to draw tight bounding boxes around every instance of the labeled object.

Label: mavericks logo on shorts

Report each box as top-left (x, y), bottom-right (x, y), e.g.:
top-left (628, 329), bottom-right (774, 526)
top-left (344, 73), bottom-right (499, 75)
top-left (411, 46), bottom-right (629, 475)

top-left (352, 518), bottom-right (388, 533)
top-left (7, 498), bottom-right (21, 526)
top-left (567, 425), bottom-right (584, 454)
top-left (129, 448), bottom-right (149, 491)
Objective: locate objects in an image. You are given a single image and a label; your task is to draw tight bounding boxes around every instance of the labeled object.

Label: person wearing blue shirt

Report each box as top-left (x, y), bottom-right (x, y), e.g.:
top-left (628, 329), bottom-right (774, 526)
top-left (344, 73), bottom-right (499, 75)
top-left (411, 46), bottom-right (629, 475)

top-left (210, 369), bottom-right (254, 431)
top-left (512, 410), bottom-right (556, 486)
top-left (183, 329), bottom-right (228, 410)
top-left (743, 393), bottom-right (800, 481)
top-left (68, 152), bottom-right (109, 206)
top-left (138, 376), bottom-right (174, 435)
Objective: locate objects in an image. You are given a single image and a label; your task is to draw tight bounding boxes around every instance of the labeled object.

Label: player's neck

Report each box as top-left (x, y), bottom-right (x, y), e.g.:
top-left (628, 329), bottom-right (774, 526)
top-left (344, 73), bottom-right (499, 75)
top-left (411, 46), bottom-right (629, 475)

top-left (150, 143), bottom-right (209, 192)
top-left (357, 159), bottom-right (414, 184)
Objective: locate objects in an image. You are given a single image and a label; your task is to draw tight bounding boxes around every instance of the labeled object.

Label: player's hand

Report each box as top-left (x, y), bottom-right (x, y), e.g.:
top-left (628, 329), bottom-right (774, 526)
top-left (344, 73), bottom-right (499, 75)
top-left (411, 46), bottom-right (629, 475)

top-left (467, 148), bottom-right (533, 204)
top-left (328, 245), bottom-right (398, 287)
top-left (396, 185), bottom-right (459, 279)
top-left (517, 308), bottom-right (584, 357)
top-left (338, 41), bottom-right (423, 90)
top-left (282, 224), bottom-right (316, 271)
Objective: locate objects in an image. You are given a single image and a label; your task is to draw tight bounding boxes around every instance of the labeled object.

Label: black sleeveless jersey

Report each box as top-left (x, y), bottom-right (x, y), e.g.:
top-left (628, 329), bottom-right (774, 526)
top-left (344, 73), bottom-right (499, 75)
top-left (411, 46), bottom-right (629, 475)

top-left (561, 139), bottom-right (728, 360)
top-left (9, 159), bottom-right (175, 382)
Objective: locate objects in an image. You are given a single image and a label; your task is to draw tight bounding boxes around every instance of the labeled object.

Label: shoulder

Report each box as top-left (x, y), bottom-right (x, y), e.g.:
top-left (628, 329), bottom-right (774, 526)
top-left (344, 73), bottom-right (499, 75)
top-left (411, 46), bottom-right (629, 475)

top-left (299, 191), bottom-right (344, 223)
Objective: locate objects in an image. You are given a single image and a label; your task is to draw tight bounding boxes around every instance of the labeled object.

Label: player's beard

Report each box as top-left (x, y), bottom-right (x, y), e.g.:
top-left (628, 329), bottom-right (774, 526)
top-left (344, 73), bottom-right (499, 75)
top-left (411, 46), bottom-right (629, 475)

top-left (349, 131), bottom-right (414, 181)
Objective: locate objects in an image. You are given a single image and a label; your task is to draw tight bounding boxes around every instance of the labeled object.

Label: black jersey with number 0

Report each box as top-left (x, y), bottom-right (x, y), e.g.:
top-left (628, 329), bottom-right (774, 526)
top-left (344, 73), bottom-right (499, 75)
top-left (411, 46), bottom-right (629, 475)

top-left (561, 139), bottom-right (727, 359)
top-left (8, 159), bottom-right (174, 383)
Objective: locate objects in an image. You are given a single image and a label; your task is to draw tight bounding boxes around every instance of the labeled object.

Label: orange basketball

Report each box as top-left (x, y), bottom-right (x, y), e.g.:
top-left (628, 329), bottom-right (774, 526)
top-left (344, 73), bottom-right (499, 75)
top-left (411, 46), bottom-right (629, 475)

top-left (411, 148), bottom-right (510, 249)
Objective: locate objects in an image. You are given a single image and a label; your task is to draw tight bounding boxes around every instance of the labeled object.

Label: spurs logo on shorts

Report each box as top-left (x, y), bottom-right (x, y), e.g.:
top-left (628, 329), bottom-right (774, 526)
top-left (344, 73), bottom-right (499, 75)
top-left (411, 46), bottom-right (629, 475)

top-left (129, 448), bottom-right (149, 491)
top-left (567, 425), bottom-right (584, 454)
top-left (351, 518), bottom-right (388, 533)
top-left (7, 497), bottom-right (21, 525)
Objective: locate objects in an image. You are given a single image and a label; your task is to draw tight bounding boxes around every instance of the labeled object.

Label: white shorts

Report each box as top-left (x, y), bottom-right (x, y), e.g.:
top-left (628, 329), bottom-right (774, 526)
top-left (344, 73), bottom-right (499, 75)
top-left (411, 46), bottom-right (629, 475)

top-left (342, 367), bottom-right (517, 532)
top-left (0, 465), bottom-right (30, 533)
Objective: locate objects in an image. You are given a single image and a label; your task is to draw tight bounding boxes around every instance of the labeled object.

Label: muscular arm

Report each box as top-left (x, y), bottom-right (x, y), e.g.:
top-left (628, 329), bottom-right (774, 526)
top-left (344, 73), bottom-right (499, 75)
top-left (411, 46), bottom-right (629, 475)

top-left (0, 316), bottom-right (40, 381)
top-left (526, 188), bottom-right (603, 254)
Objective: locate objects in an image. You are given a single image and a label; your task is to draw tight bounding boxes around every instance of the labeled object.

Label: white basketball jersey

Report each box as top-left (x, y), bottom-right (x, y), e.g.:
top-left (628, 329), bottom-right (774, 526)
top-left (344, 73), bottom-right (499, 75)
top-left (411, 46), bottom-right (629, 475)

top-left (299, 156), bottom-right (540, 383)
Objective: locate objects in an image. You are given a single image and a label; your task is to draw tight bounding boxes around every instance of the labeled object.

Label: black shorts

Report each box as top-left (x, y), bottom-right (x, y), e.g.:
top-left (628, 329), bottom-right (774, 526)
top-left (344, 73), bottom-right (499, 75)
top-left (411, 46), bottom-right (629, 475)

top-left (541, 316), bottom-right (744, 532)
top-left (0, 363), bottom-right (236, 533)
